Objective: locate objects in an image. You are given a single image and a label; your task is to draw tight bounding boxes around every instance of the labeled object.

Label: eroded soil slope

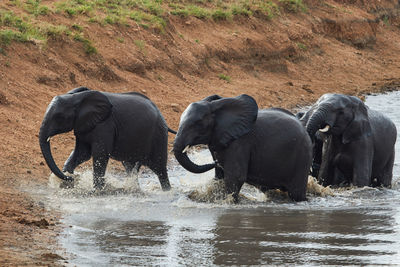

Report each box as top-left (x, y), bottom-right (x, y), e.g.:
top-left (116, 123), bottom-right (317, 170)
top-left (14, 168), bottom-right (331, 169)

top-left (1, 0), bottom-right (400, 264)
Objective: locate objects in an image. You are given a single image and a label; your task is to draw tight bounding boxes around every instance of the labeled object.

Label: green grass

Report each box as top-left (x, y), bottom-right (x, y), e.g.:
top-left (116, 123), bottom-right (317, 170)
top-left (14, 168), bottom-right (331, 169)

top-left (0, 0), bottom-right (307, 53)
top-left (134, 39), bottom-right (146, 54)
top-left (0, 9), bottom-right (71, 46)
top-left (297, 42), bottom-right (307, 50)
top-left (383, 15), bottom-right (390, 26)
top-left (73, 33), bottom-right (97, 54)
top-left (54, 0), bottom-right (166, 30)
top-left (218, 73), bottom-right (231, 82)
top-left (0, 8), bottom-right (93, 53)
top-left (103, 14), bottom-right (125, 25)
top-left (167, 0), bottom-right (282, 21)
top-left (231, 5), bottom-right (252, 17)
top-left (188, 5), bottom-right (210, 19)
top-left (169, 4), bottom-right (210, 19)
top-left (212, 9), bottom-right (231, 21)
top-left (55, 0), bottom-right (93, 16)
top-left (0, 29), bottom-right (28, 45)
top-left (0, 10), bottom-right (30, 32)
top-left (71, 24), bottom-right (83, 32)
top-left (24, 0), bottom-right (50, 16)
top-left (279, 0), bottom-right (307, 13)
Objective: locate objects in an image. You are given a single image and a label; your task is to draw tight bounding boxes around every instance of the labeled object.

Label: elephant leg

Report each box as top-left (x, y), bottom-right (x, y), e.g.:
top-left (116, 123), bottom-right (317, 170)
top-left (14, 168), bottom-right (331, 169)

top-left (148, 137), bottom-right (171, 191)
top-left (122, 161), bottom-right (141, 190)
top-left (352, 160), bottom-right (372, 187)
top-left (287, 187), bottom-right (307, 202)
top-left (122, 161), bottom-right (141, 175)
top-left (152, 167), bottom-right (171, 191)
top-left (92, 155), bottom-right (109, 189)
top-left (224, 168), bottom-right (246, 203)
top-left (286, 177), bottom-right (307, 201)
top-left (222, 146), bottom-right (249, 203)
top-left (332, 167), bottom-right (346, 186)
top-left (349, 143), bottom-right (373, 187)
top-left (148, 148), bottom-right (171, 191)
top-left (287, 158), bottom-right (310, 202)
top-left (148, 163), bottom-right (171, 191)
top-left (92, 142), bottom-right (110, 189)
top-left (63, 140), bottom-right (91, 174)
top-left (377, 149), bottom-right (395, 187)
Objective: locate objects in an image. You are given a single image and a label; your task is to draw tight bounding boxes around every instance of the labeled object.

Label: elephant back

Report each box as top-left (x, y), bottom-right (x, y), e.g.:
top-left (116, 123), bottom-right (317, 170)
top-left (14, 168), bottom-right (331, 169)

top-left (256, 108), bottom-right (309, 140)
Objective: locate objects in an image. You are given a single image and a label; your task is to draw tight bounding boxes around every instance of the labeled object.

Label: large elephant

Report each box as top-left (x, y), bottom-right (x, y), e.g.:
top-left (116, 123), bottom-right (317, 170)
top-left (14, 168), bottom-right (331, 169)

top-left (39, 87), bottom-right (173, 190)
top-left (301, 93), bottom-right (397, 187)
top-left (173, 94), bottom-right (312, 202)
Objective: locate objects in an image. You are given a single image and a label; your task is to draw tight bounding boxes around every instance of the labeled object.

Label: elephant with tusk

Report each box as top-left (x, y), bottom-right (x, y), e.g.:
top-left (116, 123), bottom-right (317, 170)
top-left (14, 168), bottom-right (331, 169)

top-left (300, 93), bottom-right (397, 187)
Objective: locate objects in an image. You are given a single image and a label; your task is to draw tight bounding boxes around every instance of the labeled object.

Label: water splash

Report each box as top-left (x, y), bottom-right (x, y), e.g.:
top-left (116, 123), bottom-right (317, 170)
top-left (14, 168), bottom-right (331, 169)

top-left (48, 168), bottom-right (142, 197)
top-left (187, 179), bottom-right (235, 204)
top-left (307, 176), bottom-right (334, 197)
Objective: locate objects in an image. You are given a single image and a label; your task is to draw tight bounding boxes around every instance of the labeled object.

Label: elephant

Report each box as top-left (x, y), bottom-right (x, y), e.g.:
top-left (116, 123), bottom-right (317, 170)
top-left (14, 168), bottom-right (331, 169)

top-left (173, 94), bottom-right (313, 202)
top-left (39, 87), bottom-right (174, 190)
top-left (300, 93), bottom-right (397, 187)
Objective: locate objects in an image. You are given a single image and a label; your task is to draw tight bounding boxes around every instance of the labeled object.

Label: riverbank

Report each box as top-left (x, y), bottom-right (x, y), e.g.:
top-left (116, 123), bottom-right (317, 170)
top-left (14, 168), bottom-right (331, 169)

top-left (1, 0), bottom-right (400, 264)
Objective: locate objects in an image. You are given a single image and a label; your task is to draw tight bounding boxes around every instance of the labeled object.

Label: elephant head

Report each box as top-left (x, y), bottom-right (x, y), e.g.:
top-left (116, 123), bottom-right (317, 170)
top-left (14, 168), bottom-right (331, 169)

top-left (173, 94), bottom-right (258, 173)
top-left (305, 94), bottom-right (372, 144)
top-left (38, 87), bottom-right (112, 181)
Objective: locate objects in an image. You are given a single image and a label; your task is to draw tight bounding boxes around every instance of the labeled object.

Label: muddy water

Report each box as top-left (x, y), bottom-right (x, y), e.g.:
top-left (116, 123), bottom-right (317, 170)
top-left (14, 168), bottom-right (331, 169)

top-left (45, 92), bottom-right (400, 266)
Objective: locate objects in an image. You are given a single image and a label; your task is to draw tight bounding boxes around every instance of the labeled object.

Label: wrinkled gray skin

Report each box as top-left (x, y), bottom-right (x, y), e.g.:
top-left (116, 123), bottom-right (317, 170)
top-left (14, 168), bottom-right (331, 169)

top-left (173, 94), bottom-right (312, 202)
top-left (296, 111), bottom-right (323, 178)
top-left (300, 93), bottom-right (397, 187)
top-left (39, 87), bottom-right (173, 190)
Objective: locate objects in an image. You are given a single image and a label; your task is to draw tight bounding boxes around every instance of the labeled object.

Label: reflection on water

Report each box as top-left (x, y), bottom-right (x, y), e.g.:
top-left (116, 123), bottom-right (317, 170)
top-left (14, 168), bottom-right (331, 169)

top-left (214, 208), bottom-right (399, 266)
top-left (45, 92), bottom-right (400, 266)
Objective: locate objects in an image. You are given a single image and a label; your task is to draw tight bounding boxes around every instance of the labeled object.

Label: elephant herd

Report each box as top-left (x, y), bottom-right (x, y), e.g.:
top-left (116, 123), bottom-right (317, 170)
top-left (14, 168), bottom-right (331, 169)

top-left (39, 87), bottom-right (397, 202)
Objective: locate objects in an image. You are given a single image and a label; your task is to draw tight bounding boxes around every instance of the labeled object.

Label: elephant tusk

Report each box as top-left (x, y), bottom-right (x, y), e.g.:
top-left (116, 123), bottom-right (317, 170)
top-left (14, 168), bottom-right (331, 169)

top-left (47, 137), bottom-right (51, 142)
top-left (182, 145), bottom-right (190, 154)
top-left (319, 125), bottom-right (330, 133)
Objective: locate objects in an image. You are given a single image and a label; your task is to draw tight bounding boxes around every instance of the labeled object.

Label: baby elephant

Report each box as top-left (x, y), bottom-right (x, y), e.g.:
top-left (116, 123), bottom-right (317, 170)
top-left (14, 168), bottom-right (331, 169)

top-left (39, 87), bottom-right (173, 190)
top-left (173, 94), bottom-right (313, 202)
top-left (300, 93), bottom-right (397, 187)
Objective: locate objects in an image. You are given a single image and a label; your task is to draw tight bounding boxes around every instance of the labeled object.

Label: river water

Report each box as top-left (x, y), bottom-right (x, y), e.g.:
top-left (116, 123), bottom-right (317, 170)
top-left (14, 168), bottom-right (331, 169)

top-left (43, 92), bottom-right (400, 266)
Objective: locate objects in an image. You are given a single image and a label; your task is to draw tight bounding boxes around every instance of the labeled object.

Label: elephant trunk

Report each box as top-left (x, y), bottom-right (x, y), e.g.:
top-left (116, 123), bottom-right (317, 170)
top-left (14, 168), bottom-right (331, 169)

top-left (305, 107), bottom-right (329, 140)
top-left (39, 125), bottom-right (73, 182)
top-left (173, 142), bottom-right (215, 174)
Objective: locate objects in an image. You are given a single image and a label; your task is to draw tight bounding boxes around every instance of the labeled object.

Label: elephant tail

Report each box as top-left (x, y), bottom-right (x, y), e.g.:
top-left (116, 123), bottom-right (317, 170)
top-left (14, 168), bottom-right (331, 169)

top-left (168, 128), bottom-right (177, 134)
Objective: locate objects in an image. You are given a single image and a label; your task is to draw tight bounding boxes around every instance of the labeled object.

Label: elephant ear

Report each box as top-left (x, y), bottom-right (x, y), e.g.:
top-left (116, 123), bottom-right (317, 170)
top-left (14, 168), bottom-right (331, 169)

top-left (202, 94), bottom-right (222, 102)
top-left (210, 94), bottom-right (258, 147)
top-left (74, 91), bottom-right (113, 134)
top-left (342, 100), bottom-right (372, 144)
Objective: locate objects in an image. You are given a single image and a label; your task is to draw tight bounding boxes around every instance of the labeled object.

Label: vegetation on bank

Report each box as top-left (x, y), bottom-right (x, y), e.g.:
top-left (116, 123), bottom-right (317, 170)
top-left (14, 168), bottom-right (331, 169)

top-left (0, 0), bottom-right (307, 52)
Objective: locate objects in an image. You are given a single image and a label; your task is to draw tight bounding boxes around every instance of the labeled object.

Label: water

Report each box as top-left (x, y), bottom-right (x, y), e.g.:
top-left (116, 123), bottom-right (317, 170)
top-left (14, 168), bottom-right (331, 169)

top-left (44, 91), bottom-right (400, 266)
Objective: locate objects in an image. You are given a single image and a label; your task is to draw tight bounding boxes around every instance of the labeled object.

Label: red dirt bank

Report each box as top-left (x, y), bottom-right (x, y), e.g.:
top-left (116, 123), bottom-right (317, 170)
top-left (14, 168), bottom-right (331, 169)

top-left (1, 0), bottom-right (400, 265)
